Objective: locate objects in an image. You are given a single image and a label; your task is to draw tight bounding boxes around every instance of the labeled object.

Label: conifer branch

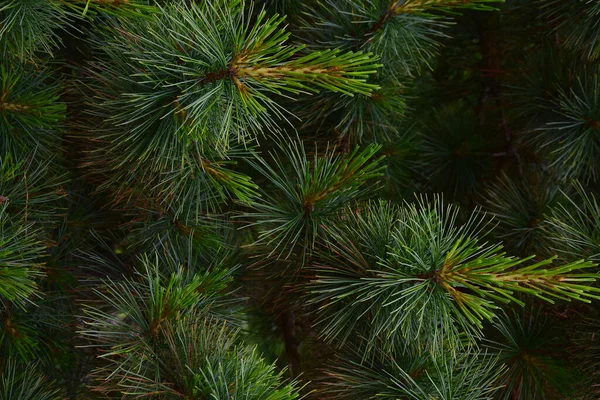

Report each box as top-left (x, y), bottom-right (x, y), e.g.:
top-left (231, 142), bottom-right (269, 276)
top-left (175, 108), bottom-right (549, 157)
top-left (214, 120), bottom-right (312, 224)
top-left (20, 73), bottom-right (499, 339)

top-left (391, 0), bottom-right (501, 15)
top-left (305, 198), bottom-right (600, 354)
top-left (245, 141), bottom-right (384, 259)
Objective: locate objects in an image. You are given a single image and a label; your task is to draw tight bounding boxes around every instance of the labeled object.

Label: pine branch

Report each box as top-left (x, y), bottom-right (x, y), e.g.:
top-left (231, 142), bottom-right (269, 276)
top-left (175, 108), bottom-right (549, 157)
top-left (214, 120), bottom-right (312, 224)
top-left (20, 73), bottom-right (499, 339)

top-left (389, 0), bottom-right (502, 16)
top-left (321, 345), bottom-right (503, 400)
top-left (80, 254), bottom-right (235, 358)
top-left (244, 140), bottom-right (384, 260)
top-left (305, 197), bottom-right (600, 355)
top-left (545, 181), bottom-right (600, 262)
top-left (484, 307), bottom-right (579, 399)
top-left (0, 203), bottom-right (44, 306)
top-left (416, 103), bottom-right (491, 200)
top-left (482, 168), bottom-right (563, 255)
top-left (0, 0), bottom-right (67, 57)
top-left (0, 154), bottom-right (66, 309)
top-left (86, 1), bottom-right (380, 154)
top-left (57, 0), bottom-right (155, 17)
top-left (0, 358), bottom-right (60, 400)
top-left (541, 0), bottom-right (600, 61)
top-left (80, 255), bottom-right (298, 399)
top-left (0, 61), bottom-right (65, 159)
top-left (533, 69), bottom-right (600, 182)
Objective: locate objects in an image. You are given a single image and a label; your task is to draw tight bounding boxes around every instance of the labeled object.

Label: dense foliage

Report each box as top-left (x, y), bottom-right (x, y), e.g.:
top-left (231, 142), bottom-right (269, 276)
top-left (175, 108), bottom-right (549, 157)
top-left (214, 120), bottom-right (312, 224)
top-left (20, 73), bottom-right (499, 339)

top-left (1, 0), bottom-right (600, 398)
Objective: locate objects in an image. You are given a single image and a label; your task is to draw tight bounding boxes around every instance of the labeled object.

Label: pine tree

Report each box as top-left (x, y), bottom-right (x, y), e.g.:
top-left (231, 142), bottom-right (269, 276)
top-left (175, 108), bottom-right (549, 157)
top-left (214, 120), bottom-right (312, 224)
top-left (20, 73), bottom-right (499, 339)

top-left (2, 0), bottom-right (600, 399)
